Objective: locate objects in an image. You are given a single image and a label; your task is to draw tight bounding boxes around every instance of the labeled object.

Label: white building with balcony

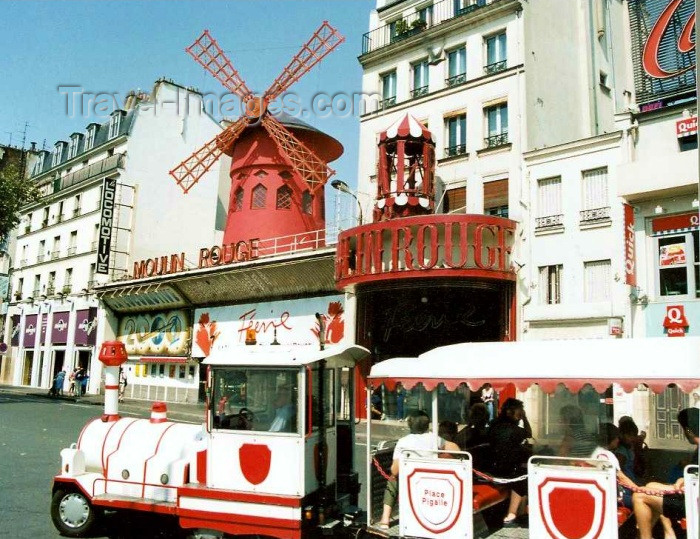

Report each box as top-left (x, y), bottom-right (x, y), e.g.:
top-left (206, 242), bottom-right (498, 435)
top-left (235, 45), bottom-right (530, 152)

top-left (3, 78), bottom-right (229, 394)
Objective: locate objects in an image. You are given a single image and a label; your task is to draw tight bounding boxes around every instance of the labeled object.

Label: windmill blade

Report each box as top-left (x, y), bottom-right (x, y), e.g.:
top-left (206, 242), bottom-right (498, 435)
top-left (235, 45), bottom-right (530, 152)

top-left (261, 115), bottom-right (335, 193)
top-left (170, 117), bottom-right (249, 194)
top-left (186, 30), bottom-right (254, 101)
top-left (264, 21), bottom-right (344, 102)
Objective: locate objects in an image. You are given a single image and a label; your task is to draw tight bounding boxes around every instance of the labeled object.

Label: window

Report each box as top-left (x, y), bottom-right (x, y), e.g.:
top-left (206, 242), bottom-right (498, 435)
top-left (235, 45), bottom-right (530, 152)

top-left (310, 368), bottom-right (334, 429)
top-left (178, 366), bottom-right (186, 379)
top-left (92, 223), bottom-right (99, 250)
top-left (656, 231), bottom-right (699, 298)
top-left (276, 185), bottom-right (293, 210)
top-left (33, 275), bottom-right (41, 297)
top-left (484, 103), bottom-right (508, 147)
top-left (63, 268), bottom-right (73, 294)
top-left (84, 125), bottom-right (96, 151)
top-left (581, 167), bottom-right (609, 221)
top-left (68, 231), bottom-right (77, 255)
top-left (15, 278), bottom-right (23, 300)
top-left (484, 178), bottom-right (508, 218)
top-left (251, 184), bottom-right (267, 209)
top-left (485, 32), bottom-right (507, 73)
top-left (539, 265), bottom-right (563, 304)
top-left (150, 364), bottom-right (157, 377)
top-left (34, 153), bottom-right (45, 176)
top-left (418, 5), bottom-right (433, 24)
top-left (212, 368), bottom-right (299, 434)
top-left (233, 188), bottom-right (244, 212)
top-left (24, 213), bottom-right (32, 234)
top-left (444, 114), bottom-right (467, 157)
top-left (57, 201), bottom-right (64, 223)
top-left (442, 186), bottom-right (466, 213)
top-left (37, 240), bottom-right (45, 263)
top-left (302, 190), bottom-right (313, 215)
top-left (88, 263), bottom-right (96, 287)
top-left (381, 71), bottom-right (397, 108)
top-left (52, 236), bottom-right (61, 259)
top-left (411, 60), bottom-right (429, 98)
top-left (584, 260), bottom-right (611, 302)
top-left (536, 176), bottom-right (562, 227)
top-left (51, 143), bottom-right (64, 167)
top-left (74, 194), bottom-right (81, 216)
top-left (108, 112), bottom-right (122, 140)
top-left (42, 207), bottom-right (49, 227)
top-left (446, 46), bottom-right (466, 86)
top-left (47, 272), bottom-right (56, 295)
top-left (68, 135), bottom-right (81, 159)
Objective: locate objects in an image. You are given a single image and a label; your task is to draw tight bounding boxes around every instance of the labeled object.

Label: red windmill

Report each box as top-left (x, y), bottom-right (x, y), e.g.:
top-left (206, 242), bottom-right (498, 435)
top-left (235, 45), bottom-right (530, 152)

top-left (170, 23), bottom-right (345, 249)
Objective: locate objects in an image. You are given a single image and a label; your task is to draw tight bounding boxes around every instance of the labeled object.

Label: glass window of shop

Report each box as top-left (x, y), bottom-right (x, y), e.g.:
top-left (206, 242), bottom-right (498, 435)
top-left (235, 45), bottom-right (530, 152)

top-left (655, 230), bottom-right (699, 299)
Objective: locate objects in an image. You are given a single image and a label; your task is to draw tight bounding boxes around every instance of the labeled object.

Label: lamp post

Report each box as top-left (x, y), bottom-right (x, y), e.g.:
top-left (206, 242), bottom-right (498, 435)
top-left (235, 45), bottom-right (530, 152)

top-left (331, 179), bottom-right (363, 225)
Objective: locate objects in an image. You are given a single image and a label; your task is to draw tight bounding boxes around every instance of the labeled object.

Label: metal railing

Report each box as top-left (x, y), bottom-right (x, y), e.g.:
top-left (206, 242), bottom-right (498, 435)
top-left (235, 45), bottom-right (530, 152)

top-left (362, 0), bottom-right (497, 55)
top-left (62, 285), bottom-right (72, 294)
top-left (58, 153), bottom-right (124, 193)
top-left (46, 286), bottom-right (55, 296)
top-left (67, 246), bottom-right (77, 256)
top-left (580, 207), bottom-right (610, 222)
top-left (484, 132), bottom-right (509, 148)
top-left (445, 73), bottom-right (467, 87)
top-left (51, 250), bottom-right (61, 260)
top-left (91, 240), bottom-right (98, 251)
top-left (378, 96), bottom-right (397, 109)
top-left (484, 59), bottom-right (507, 74)
top-left (535, 214), bottom-right (564, 228)
top-left (444, 144), bottom-right (467, 158)
top-left (36, 254), bottom-right (45, 263)
top-left (410, 85), bottom-right (429, 98)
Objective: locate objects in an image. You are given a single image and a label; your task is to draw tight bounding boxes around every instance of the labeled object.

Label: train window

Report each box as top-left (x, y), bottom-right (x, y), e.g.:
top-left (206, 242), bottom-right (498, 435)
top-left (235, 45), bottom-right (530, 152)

top-left (212, 368), bottom-right (300, 434)
top-left (309, 368), bottom-right (334, 430)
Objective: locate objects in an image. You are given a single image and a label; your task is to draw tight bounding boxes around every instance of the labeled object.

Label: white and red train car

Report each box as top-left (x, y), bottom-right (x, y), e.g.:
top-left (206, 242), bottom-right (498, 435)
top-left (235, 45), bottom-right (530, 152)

top-left (51, 342), bottom-right (369, 538)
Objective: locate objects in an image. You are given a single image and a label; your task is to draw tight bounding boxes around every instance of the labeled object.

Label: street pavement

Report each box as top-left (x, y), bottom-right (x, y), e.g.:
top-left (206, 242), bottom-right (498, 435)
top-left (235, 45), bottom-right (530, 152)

top-left (0, 387), bottom-right (527, 538)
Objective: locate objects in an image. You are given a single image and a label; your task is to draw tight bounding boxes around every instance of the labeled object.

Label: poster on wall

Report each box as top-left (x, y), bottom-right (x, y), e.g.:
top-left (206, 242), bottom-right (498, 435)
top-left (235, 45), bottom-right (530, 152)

top-left (117, 309), bottom-right (190, 356)
top-left (659, 243), bottom-right (686, 266)
top-left (192, 295), bottom-right (345, 358)
top-left (23, 314), bottom-right (38, 349)
top-left (52, 312), bottom-right (71, 345)
top-left (74, 308), bottom-right (98, 346)
top-left (10, 314), bottom-right (21, 346)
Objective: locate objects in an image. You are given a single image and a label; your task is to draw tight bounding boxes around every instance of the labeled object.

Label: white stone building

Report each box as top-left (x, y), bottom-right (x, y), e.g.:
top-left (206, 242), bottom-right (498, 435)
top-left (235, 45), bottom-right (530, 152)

top-left (4, 79), bottom-right (229, 396)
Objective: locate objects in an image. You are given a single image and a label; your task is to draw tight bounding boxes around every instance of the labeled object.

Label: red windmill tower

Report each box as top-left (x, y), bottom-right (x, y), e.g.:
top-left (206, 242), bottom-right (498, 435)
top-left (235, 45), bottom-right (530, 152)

top-left (170, 23), bottom-right (344, 249)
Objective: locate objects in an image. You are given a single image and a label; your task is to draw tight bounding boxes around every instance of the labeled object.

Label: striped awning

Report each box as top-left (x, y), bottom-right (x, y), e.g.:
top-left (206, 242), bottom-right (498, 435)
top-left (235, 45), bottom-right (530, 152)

top-left (380, 114), bottom-right (433, 142)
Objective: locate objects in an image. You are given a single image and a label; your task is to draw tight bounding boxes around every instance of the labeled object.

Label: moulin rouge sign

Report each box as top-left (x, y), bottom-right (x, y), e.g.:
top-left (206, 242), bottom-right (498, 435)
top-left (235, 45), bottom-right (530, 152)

top-left (336, 215), bottom-right (516, 287)
top-left (132, 239), bottom-right (260, 279)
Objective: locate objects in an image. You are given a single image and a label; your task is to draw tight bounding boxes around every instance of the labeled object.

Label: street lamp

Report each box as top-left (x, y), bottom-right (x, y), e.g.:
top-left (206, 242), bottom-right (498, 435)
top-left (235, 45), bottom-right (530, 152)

top-left (331, 179), bottom-right (363, 225)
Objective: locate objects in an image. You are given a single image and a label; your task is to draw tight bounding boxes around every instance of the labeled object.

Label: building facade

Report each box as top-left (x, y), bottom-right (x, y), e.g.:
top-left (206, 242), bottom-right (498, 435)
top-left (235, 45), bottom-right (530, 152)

top-left (3, 79), bottom-right (229, 394)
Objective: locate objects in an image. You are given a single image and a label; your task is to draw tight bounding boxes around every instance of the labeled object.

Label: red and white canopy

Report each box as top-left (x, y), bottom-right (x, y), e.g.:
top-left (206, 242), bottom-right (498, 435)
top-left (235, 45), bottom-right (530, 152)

top-left (379, 114), bottom-right (433, 142)
top-left (368, 337), bottom-right (700, 394)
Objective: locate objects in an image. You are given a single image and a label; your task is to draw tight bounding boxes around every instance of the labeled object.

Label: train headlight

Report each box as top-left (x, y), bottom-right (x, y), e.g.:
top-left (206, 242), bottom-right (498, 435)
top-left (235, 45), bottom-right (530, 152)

top-left (160, 474), bottom-right (169, 485)
top-left (122, 469), bottom-right (130, 480)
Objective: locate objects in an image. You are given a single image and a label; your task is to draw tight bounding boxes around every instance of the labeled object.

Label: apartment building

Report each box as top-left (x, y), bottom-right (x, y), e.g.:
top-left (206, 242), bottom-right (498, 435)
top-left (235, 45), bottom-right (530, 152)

top-left (4, 78), bottom-right (229, 393)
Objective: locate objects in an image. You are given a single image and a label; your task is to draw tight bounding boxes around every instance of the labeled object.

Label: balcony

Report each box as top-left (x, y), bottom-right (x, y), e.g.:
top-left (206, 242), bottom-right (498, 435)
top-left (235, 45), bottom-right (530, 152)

top-left (51, 250), bottom-right (61, 260)
top-left (67, 246), bottom-right (77, 256)
top-left (580, 207), bottom-right (610, 223)
top-left (33, 288), bottom-right (41, 297)
top-left (484, 60), bottom-right (507, 75)
top-left (73, 207), bottom-right (81, 217)
top-left (55, 152), bottom-right (124, 193)
top-left (378, 96), bottom-right (397, 109)
top-left (61, 285), bottom-right (72, 295)
top-left (443, 144), bottom-right (468, 158)
top-left (20, 258), bottom-right (28, 267)
top-left (37, 254), bottom-right (45, 263)
top-left (46, 285), bottom-right (55, 296)
top-left (484, 132), bottom-right (509, 148)
top-left (91, 240), bottom-right (98, 251)
top-left (410, 85), bottom-right (429, 99)
top-left (445, 73), bottom-right (467, 88)
top-left (535, 214), bottom-right (564, 229)
top-left (362, 0), bottom-right (499, 55)
top-left (56, 214), bottom-right (64, 224)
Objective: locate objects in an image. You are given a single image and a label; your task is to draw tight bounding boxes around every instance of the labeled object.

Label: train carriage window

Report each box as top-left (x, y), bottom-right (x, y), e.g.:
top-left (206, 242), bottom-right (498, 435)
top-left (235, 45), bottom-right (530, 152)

top-left (309, 368), bottom-right (335, 430)
top-left (212, 368), bottom-right (299, 434)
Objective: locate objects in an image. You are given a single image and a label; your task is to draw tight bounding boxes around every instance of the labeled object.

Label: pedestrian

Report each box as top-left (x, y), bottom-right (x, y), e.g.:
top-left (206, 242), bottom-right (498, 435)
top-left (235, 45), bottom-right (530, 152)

top-left (53, 370), bottom-right (66, 397)
top-left (74, 367), bottom-right (84, 397)
top-left (68, 368), bottom-right (77, 396)
top-left (377, 409), bottom-right (459, 529)
top-left (81, 372), bottom-right (89, 397)
top-left (395, 382), bottom-right (406, 421)
top-left (480, 383), bottom-right (496, 422)
top-left (118, 368), bottom-right (127, 403)
top-left (371, 387), bottom-right (384, 420)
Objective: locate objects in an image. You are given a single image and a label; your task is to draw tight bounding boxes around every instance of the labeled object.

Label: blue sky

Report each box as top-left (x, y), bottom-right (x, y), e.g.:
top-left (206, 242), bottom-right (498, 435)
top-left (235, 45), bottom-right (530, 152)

top-left (1, 0), bottom-right (375, 193)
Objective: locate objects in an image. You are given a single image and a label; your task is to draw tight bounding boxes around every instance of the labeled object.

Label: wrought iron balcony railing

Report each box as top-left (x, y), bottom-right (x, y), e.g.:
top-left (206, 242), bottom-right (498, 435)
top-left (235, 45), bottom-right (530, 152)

top-left (51, 250), bottom-right (61, 260)
top-left (445, 73), bottom-right (467, 88)
top-left (484, 132), bottom-right (509, 148)
top-left (580, 207), bottom-right (610, 222)
top-left (361, 0), bottom-right (498, 55)
top-left (411, 85), bottom-right (429, 98)
top-left (36, 254), bottom-right (45, 263)
top-left (46, 285), bottom-right (55, 296)
top-left (378, 96), bottom-right (397, 109)
top-left (444, 144), bottom-right (468, 158)
top-left (67, 246), bottom-right (77, 256)
top-left (484, 60), bottom-right (507, 75)
top-left (535, 214), bottom-right (564, 228)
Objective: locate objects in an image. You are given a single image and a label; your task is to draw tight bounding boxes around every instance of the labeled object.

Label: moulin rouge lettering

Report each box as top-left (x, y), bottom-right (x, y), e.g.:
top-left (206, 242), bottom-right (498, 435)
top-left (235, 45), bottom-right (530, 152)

top-left (237, 309), bottom-right (292, 341)
top-left (642, 0), bottom-right (696, 79)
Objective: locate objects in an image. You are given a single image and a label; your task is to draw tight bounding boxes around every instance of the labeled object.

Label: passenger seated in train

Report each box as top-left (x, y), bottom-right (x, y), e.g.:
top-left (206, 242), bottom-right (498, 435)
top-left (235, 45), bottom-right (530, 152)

top-left (455, 402), bottom-right (490, 470)
top-left (558, 405), bottom-right (596, 458)
top-left (633, 407), bottom-right (699, 539)
top-left (590, 423), bottom-right (638, 508)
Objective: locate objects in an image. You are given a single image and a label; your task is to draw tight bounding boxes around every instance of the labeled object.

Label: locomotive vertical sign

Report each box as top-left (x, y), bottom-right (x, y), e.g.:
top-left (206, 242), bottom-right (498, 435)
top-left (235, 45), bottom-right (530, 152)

top-left (627, 0), bottom-right (696, 107)
top-left (96, 178), bottom-right (117, 274)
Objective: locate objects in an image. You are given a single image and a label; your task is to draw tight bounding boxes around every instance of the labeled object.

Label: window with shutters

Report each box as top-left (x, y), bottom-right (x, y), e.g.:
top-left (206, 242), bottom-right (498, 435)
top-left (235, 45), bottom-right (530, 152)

top-left (538, 265), bottom-right (563, 304)
top-left (484, 103), bottom-right (508, 147)
top-left (446, 46), bottom-right (467, 87)
top-left (442, 186), bottom-right (466, 214)
top-left (536, 176), bottom-right (563, 229)
top-left (485, 31), bottom-right (507, 74)
top-left (583, 260), bottom-right (611, 302)
top-left (483, 178), bottom-right (508, 218)
top-left (276, 185), bottom-right (293, 210)
top-left (251, 184), bottom-right (267, 209)
top-left (233, 188), bottom-right (244, 212)
top-left (302, 191), bottom-right (313, 214)
top-left (580, 167), bottom-right (610, 222)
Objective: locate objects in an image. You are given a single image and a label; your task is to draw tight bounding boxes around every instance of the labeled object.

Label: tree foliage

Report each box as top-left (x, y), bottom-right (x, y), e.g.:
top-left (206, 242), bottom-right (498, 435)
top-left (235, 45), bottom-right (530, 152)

top-left (0, 161), bottom-right (39, 241)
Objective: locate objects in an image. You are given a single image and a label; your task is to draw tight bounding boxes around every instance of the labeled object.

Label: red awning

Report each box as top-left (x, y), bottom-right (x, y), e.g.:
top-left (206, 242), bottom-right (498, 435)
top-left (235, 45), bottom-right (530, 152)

top-left (379, 114), bottom-right (433, 142)
top-left (138, 356), bottom-right (188, 364)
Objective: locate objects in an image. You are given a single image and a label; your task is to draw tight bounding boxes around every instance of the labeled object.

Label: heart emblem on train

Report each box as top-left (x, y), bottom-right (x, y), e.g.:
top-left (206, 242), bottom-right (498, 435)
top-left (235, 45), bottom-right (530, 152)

top-left (239, 443), bottom-right (271, 485)
top-left (538, 478), bottom-right (606, 539)
top-left (406, 469), bottom-right (463, 533)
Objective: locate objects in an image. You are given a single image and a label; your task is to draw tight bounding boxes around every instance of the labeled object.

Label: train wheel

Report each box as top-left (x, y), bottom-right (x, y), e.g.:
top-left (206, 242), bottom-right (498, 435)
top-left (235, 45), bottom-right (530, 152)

top-left (51, 489), bottom-right (100, 537)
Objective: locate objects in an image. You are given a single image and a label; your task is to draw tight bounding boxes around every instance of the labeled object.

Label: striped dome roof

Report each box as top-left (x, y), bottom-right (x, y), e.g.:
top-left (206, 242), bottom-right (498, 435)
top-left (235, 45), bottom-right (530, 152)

top-left (379, 114), bottom-right (433, 142)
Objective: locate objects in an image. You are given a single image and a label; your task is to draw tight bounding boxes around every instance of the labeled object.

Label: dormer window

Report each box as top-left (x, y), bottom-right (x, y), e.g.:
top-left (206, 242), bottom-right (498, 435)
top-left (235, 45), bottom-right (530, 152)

top-left (51, 142), bottom-right (66, 167)
top-left (68, 134), bottom-right (82, 159)
top-left (84, 124), bottom-right (97, 151)
top-left (33, 152), bottom-right (45, 176)
top-left (108, 111), bottom-right (123, 140)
